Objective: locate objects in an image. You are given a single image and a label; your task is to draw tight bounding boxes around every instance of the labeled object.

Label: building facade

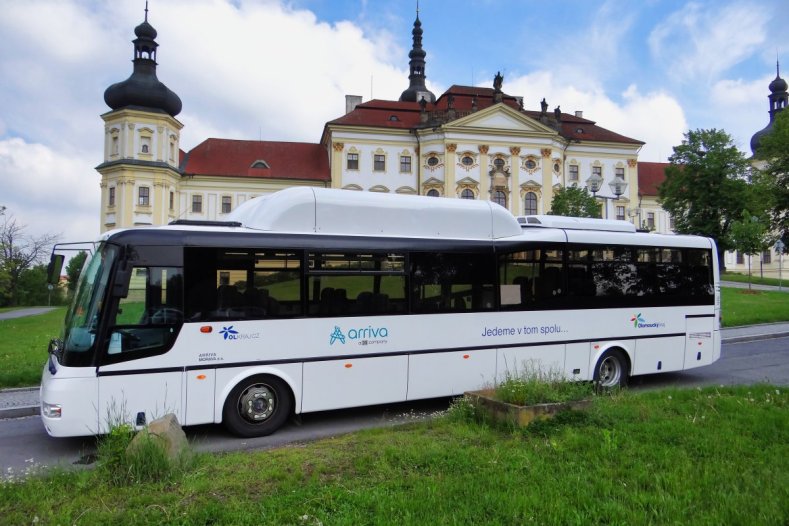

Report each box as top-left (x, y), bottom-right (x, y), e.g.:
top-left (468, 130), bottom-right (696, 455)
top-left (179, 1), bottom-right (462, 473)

top-left (98, 10), bottom-right (646, 233)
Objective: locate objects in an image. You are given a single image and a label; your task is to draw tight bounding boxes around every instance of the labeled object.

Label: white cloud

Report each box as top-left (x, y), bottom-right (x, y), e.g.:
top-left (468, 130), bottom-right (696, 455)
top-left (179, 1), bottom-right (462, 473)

top-left (648, 2), bottom-right (769, 83)
top-left (0, 138), bottom-right (99, 241)
top-left (506, 73), bottom-right (687, 162)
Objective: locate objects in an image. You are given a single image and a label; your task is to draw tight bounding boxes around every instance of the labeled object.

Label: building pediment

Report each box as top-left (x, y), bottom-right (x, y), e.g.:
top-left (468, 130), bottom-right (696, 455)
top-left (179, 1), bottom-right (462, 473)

top-left (520, 180), bottom-right (542, 189)
top-left (423, 176), bottom-right (443, 186)
top-left (446, 103), bottom-right (559, 135)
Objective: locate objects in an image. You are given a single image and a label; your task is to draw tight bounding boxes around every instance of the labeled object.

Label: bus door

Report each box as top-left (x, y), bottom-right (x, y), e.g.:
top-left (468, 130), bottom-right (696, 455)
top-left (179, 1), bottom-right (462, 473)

top-left (97, 265), bottom-right (185, 432)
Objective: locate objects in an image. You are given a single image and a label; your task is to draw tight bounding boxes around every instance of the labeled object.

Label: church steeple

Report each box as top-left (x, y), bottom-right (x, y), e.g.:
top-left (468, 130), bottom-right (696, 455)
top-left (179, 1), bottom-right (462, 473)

top-left (103, 3), bottom-right (182, 117)
top-left (399, 5), bottom-right (436, 104)
top-left (751, 60), bottom-right (788, 156)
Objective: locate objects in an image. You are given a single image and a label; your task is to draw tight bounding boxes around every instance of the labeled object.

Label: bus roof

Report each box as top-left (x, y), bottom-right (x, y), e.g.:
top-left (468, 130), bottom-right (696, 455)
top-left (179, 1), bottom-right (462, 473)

top-left (517, 215), bottom-right (637, 232)
top-left (226, 187), bottom-right (523, 240)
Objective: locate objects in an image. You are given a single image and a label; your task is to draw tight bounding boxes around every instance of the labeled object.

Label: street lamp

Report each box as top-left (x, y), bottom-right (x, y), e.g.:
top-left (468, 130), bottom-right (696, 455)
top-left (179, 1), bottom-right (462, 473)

top-left (585, 172), bottom-right (603, 197)
top-left (586, 173), bottom-right (628, 219)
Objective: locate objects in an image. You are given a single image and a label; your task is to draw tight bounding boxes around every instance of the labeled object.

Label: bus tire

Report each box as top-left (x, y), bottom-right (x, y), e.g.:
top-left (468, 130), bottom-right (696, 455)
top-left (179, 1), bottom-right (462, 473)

top-left (593, 349), bottom-right (629, 389)
top-left (223, 375), bottom-right (292, 438)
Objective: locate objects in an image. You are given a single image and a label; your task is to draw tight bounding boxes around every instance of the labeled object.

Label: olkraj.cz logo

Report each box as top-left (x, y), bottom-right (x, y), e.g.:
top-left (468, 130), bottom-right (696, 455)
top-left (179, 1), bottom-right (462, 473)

top-left (329, 325), bottom-right (389, 346)
top-left (219, 325), bottom-right (260, 341)
top-left (219, 326), bottom-right (238, 340)
top-left (630, 313), bottom-right (666, 329)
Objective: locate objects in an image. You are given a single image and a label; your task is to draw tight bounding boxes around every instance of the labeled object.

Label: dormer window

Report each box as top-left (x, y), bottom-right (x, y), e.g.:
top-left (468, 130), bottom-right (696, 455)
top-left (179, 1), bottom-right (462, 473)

top-left (389, 115), bottom-right (400, 121)
top-left (250, 160), bottom-right (269, 169)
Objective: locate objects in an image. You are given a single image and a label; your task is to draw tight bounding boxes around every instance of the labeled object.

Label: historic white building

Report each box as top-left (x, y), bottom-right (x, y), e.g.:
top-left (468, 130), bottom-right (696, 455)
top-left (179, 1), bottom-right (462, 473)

top-left (97, 10), bottom-right (650, 234)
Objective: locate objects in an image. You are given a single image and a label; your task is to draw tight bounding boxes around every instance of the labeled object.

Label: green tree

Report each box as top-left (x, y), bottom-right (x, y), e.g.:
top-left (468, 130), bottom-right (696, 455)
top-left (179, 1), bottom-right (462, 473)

top-left (730, 211), bottom-right (770, 289)
top-left (65, 251), bottom-right (88, 293)
top-left (658, 129), bottom-right (752, 269)
top-left (15, 264), bottom-right (60, 306)
top-left (754, 110), bottom-right (789, 245)
top-left (548, 186), bottom-right (601, 218)
top-left (0, 209), bottom-right (60, 306)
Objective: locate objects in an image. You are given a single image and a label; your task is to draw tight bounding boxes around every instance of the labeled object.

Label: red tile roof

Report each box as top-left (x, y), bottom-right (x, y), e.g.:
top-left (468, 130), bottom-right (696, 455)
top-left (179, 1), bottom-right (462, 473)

top-left (637, 162), bottom-right (669, 196)
top-left (182, 139), bottom-right (330, 181)
top-left (328, 85), bottom-right (643, 145)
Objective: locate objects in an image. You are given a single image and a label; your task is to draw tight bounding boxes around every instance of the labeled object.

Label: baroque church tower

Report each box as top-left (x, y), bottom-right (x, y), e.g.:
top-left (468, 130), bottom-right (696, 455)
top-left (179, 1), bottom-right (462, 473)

top-left (97, 6), bottom-right (183, 232)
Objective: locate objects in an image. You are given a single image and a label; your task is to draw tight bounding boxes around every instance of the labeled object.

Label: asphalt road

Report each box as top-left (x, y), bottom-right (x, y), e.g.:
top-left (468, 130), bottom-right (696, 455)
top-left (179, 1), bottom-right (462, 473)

top-left (2, 336), bottom-right (787, 480)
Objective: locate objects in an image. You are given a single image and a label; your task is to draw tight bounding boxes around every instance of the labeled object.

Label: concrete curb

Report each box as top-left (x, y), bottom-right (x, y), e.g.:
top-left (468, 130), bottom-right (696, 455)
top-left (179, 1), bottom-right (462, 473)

top-left (0, 387), bottom-right (39, 420)
top-left (722, 332), bottom-right (789, 344)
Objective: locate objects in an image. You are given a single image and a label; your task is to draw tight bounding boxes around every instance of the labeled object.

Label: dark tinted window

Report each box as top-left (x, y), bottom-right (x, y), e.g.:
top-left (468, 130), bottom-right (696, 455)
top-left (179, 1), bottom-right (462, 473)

top-left (308, 253), bottom-right (406, 316)
top-left (184, 248), bottom-right (303, 321)
top-left (411, 252), bottom-right (495, 313)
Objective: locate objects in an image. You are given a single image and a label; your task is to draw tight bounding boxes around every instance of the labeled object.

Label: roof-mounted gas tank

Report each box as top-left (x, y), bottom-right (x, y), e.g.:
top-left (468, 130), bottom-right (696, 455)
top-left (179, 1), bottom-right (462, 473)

top-left (228, 187), bottom-right (523, 239)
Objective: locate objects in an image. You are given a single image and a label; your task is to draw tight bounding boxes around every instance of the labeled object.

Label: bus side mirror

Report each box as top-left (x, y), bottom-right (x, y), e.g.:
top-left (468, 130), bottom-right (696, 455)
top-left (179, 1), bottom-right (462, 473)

top-left (47, 254), bottom-right (64, 285)
top-left (112, 261), bottom-right (131, 298)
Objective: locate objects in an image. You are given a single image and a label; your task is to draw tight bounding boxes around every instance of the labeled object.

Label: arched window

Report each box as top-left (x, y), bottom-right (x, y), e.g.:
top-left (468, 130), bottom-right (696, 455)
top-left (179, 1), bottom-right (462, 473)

top-left (460, 189), bottom-right (475, 200)
top-left (493, 191), bottom-right (507, 208)
top-left (426, 189), bottom-right (439, 197)
top-left (524, 192), bottom-right (538, 215)
top-left (493, 158), bottom-right (505, 171)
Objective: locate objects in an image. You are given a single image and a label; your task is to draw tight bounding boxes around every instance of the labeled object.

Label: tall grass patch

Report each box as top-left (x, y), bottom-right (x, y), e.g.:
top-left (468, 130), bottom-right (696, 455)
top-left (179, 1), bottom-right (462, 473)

top-left (494, 363), bottom-right (595, 405)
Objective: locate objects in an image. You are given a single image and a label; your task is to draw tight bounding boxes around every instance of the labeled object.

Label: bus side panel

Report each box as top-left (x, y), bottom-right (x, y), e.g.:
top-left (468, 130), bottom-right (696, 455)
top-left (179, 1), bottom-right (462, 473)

top-left (496, 345), bottom-right (565, 382)
top-left (633, 336), bottom-right (685, 375)
top-left (407, 349), bottom-right (496, 400)
top-left (684, 317), bottom-right (715, 370)
top-left (302, 356), bottom-right (407, 413)
top-left (97, 372), bottom-right (182, 433)
top-left (564, 342), bottom-right (591, 380)
top-left (185, 368), bottom-right (216, 426)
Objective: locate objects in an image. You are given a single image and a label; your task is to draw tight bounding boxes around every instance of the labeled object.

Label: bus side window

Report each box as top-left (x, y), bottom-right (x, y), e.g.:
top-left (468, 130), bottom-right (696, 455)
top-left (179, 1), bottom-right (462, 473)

top-left (107, 266), bottom-right (183, 360)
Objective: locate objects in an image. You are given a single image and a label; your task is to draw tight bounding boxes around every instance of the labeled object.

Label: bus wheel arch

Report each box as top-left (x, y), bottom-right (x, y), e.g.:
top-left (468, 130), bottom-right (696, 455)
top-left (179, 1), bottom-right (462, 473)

top-left (593, 347), bottom-right (630, 389)
top-left (222, 374), bottom-right (294, 437)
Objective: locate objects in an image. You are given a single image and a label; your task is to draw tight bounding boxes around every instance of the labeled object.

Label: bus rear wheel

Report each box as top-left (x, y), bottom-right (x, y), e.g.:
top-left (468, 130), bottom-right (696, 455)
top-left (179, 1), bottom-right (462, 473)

top-left (594, 349), bottom-right (629, 389)
top-left (223, 375), bottom-right (292, 437)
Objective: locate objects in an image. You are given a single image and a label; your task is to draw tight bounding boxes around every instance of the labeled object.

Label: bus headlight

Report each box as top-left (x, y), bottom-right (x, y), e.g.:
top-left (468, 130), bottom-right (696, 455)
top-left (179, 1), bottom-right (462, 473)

top-left (42, 403), bottom-right (62, 418)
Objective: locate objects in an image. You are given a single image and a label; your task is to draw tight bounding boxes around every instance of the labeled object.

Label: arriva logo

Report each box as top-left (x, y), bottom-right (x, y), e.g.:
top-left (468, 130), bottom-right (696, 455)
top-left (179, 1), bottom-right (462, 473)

top-left (630, 313), bottom-right (665, 329)
top-left (329, 325), bottom-right (389, 345)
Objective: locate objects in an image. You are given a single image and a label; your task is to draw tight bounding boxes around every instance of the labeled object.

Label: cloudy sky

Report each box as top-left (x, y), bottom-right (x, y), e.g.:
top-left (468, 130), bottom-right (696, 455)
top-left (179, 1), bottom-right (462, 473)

top-left (0, 0), bottom-right (786, 245)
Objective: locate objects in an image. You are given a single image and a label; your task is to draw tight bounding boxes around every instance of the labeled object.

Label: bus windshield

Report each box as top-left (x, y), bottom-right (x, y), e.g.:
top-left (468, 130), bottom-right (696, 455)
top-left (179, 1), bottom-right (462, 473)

top-left (60, 243), bottom-right (118, 367)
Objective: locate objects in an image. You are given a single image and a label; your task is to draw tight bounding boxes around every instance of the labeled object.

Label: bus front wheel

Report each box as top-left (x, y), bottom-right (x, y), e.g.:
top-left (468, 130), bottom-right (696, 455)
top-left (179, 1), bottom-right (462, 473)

top-left (593, 349), bottom-right (629, 389)
top-left (223, 375), bottom-right (292, 437)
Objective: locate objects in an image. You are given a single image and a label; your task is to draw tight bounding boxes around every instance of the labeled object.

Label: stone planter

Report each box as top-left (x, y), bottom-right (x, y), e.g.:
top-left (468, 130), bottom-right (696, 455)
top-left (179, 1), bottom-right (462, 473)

top-left (465, 389), bottom-right (592, 428)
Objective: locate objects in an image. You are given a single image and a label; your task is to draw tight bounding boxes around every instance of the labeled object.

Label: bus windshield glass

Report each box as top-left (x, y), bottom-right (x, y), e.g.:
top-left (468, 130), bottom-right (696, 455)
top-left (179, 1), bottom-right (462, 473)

top-left (60, 243), bottom-right (118, 366)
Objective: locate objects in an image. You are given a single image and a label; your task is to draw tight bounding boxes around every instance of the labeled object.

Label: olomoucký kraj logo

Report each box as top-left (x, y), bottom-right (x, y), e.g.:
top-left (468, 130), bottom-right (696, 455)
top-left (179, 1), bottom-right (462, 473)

top-left (630, 314), bottom-right (666, 329)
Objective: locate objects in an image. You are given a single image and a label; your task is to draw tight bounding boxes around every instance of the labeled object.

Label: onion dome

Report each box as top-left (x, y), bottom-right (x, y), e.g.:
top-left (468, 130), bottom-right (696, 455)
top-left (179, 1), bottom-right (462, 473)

top-left (399, 12), bottom-right (436, 104)
top-left (103, 9), bottom-right (182, 117)
top-left (750, 61), bottom-right (787, 156)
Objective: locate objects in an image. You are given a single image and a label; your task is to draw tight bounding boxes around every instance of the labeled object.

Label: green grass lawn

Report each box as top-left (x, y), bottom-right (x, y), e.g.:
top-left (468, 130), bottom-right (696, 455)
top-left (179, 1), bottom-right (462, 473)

top-left (721, 287), bottom-right (789, 327)
top-left (722, 272), bottom-right (787, 287)
top-left (0, 307), bottom-right (65, 387)
top-left (1, 385), bottom-right (786, 525)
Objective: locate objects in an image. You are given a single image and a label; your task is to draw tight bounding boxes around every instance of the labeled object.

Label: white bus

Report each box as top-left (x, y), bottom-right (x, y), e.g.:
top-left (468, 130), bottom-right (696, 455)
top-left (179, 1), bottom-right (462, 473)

top-left (42, 187), bottom-right (720, 438)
